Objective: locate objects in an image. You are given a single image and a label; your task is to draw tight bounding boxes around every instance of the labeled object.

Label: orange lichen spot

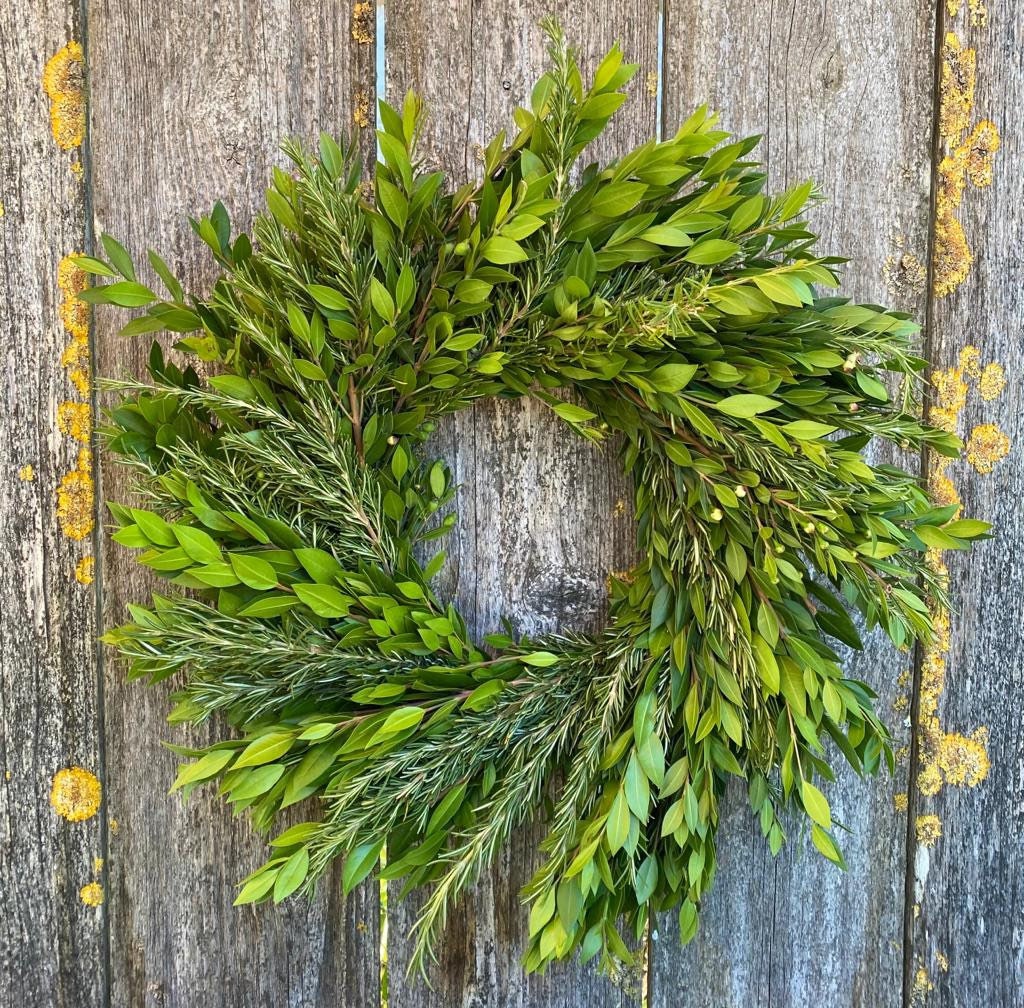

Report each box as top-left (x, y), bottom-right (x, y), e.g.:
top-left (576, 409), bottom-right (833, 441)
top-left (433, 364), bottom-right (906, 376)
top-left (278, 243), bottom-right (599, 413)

top-left (79, 882), bottom-right (104, 907)
top-left (18, 464), bottom-right (35, 482)
top-left (353, 89), bottom-right (371, 129)
top-left (894, 792), bottom-right (908, 812)
top-left (57, 401), bottom-right (91, 443)
top-left (915, 814), bottom-right (943, 847)
top-left (965, 422), bottom-right (1010, 473)
top-left (978, 362), bottom-right (1006, 401)
top-left (74, 556), bottom-right (95, 585)
top-left (50, 766), bottom-right (101, 821)
top-left (42, 42), bottom-right (85, 151)
top-left (56, 447), bottom-right (95, 541)
top-left (351, 2), bottom-right (373, 44)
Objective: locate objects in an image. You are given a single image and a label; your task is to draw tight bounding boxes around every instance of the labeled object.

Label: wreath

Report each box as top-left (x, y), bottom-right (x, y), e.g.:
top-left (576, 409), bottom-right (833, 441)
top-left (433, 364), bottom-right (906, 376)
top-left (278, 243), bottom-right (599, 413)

top-left (83, 21), bottom-right (985, 979)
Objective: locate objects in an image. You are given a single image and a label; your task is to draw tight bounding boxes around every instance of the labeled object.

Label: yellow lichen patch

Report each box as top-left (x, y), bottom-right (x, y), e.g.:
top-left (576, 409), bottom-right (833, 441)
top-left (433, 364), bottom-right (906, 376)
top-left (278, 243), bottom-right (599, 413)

top-left (56, 447), bottom-right (95, 541)
top-left (74, 555), bottom-right (95, 585)
top-left (58, 255), bottom-right (89, 343)
top-left (965, 422), bottom-right (1010, 473)
top-left (108, 817), bottom-right (119, 834)
top-left (351, 2), bottom-right (373, 44)
top-left (92, 856), bottom-right (104, 873)
top-left (894, 792), bottom-right (908, 812)
top-left (79, 882), bottom-right (104, 907)
top-left (946, 0), bottom-right (987, 26)
top-left (18, 464), bottom-right (35, 482)
top-left (915, 813), bottom-right (943, 847)
top-left (933, 35), bottom-right (999, 298)
top-left (978, 362), bottom-right (1006, 401)
top-left (353, 89), bottom-right (371, 129)
top-left (938, 33), bottom-right (976, 142)
top-left (42, 42), bottom-right (85, 151)
top-left (57, 401), bottom-right (91, 443)
top-left (912, 965), bottom-right (934, 1003)
top-left (933, 211), bottom-right (972, 298)
top-left (612, 499), bottom-right (627, 518)
top-left (50, 766), bottom-right (101, 821)
top-left (961, 119), bottom-right (1000, 188)
top-left (936, 951), bottom-right (949, 972)
top-left (645, 72), bottom-right (658, 97)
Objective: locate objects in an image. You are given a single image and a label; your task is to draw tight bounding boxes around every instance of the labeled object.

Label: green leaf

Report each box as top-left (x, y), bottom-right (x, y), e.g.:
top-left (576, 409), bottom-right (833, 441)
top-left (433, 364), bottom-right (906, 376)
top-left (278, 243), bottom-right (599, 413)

top-left (173, 525), bottom-right (222, 564)
top-left (235, 731), bottom-right (294, 769)
top-left (96, 281), bottom-right (157, 307)
top-left (811, 824), bottom-right (846, 867)
top-left (783, 420), bottom-right (838, 440)
top-left (294, 548), bottom-right (344, 584)
top-left (521, 651), bottom-right (559, 667)
top-left (378, 706), bottom-right (425, 736)
top-left (481, 236), bottom-right (528, 264)
top-left (101, 233), bottom-right (136, 279)
top-left (273, 847), bottom-right (310, 902)
top-left (234, 868), bottom-right (277, 905)
top-left (342, 839), bottom-right (384, 895)
top-left (715, 394), bottom-right (781, 418)
top-left (801, 780), bottom-right (831, 829)
top-left (293, 583), bottom-right (351, 617)
top-left (307, 284), bottom-right (349, 311)
top-left (229, 553), bottom-right (279, 590)
top-left (605, 788), bottom-right (631, 854)
top-left (170, 748), bottom-right (236, 791)
top-left (650, 363), bottom-right (698, 393)
top-left (684, 239), bottom-right (740, 265)
top-left (237, 595), bottom-right (301, 618)
top-left (551, 402), bottom-right (596, 425)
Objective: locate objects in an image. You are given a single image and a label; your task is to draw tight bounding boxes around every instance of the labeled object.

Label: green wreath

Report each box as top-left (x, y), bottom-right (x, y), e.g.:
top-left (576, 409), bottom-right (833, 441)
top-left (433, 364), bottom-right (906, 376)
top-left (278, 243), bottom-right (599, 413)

top-left (84, 21), bottom-right (984, 978)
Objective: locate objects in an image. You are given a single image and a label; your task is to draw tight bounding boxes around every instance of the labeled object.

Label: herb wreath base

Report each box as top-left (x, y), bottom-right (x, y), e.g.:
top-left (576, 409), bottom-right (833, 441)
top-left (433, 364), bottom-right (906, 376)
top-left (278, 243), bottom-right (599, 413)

top-left (83, 20), bottom-right (985, 980)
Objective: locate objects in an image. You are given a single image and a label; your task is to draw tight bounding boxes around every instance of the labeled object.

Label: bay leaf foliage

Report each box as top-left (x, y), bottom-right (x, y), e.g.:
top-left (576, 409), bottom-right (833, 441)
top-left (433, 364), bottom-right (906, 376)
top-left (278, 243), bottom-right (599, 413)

top-left (83, 20), bottom-right (986, 979)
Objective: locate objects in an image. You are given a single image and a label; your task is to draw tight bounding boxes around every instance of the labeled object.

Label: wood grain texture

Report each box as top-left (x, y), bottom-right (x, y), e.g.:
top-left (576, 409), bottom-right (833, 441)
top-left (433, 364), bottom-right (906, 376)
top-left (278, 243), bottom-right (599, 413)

top-left (653, 3), bottom-right (938, 1005)
top-left (0, 4), bottom-right (106, 1007)
top-left (87, 2), bottom-right (379, 1005)
top-left (384, 4), bottom-right (656, 1004)
top-left (910, 4), bottom-right (1024, 1004)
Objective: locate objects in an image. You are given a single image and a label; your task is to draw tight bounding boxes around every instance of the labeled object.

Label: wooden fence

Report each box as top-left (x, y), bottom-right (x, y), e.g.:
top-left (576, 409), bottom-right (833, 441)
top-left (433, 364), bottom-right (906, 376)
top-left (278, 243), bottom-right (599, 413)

top-left (2, 1), bottom-right (1020, 1005)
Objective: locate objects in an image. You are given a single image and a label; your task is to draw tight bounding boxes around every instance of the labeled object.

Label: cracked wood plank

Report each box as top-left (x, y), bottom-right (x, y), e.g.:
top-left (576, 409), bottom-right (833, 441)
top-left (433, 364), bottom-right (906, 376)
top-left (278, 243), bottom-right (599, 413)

top-left (908, 4), bottom-right (1023, 1003)
top-left (652, 2), bottom-right (937, 1005)
top-left (88, 2), bottom-right (379, 1005)
top-left (384, 3), bottom-right (657, 1004)
top-left (0, 3), bottom-right (106, 1006)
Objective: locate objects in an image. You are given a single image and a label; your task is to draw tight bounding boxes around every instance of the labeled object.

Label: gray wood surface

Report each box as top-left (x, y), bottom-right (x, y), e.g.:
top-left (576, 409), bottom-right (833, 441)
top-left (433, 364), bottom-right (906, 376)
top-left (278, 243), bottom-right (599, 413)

top-left (909, 5), bottom-right (1023, 1005)
top-left (4, 2), bottom-right (1023, 1006)
top-left (87, 2), bottom-right (379, 1006)
top-left (384, 3), bottom-right (656, 1004)
top-left (0, 4), bottom-right (106, 1007)
top-left (652, 3), bottom-right (938, 1006)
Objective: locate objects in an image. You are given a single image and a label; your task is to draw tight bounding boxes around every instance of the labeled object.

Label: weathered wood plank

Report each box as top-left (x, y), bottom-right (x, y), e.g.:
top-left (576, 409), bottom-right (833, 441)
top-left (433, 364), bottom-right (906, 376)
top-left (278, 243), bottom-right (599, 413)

top-left (652, 3), bottom-right (937, 1004)
top-left (0, 5), bottom-right (106, 1007)
top-left (87, 2), bottom-right (380, 1005)
top-left (909, 5), bottom-right (1022, 1003)
top-left (384, 4), bottom-right (657, 1004)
